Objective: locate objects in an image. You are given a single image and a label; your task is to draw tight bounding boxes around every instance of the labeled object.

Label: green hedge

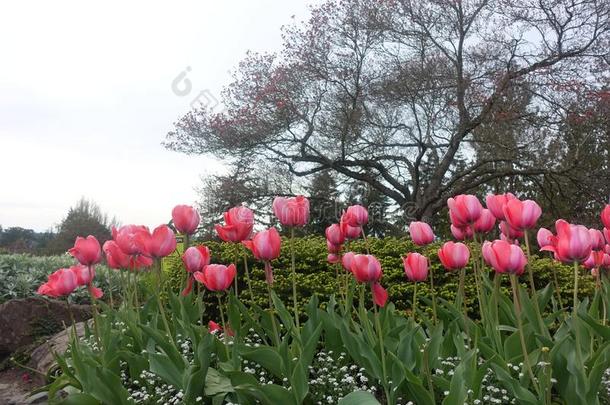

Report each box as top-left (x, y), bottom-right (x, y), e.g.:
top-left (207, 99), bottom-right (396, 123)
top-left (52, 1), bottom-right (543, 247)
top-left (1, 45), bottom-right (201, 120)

top-left (162, 236), bottom-right (596, 319)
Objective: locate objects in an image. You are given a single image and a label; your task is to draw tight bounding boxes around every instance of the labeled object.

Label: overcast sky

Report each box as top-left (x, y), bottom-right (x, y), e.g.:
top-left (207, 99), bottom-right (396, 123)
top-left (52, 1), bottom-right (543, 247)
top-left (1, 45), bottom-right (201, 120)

top-left (0, 0), bottom-right (313, 232)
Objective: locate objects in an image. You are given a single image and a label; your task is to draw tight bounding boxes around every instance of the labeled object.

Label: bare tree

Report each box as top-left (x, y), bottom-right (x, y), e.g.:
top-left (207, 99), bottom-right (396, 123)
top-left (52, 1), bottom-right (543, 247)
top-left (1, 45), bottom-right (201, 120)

top-left (166, 0), bottom-right (609, 219)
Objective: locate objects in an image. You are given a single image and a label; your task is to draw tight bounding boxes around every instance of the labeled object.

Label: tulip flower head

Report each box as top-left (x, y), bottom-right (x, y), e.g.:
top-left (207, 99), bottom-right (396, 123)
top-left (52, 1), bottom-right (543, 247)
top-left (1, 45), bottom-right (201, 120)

top-left (327, 253), bottom-right (341, 264)
top-left (147, 225), bottom-right (177, 258)
top-left (37, 268), bottom-right (78, 297)
top-left (243, 227), bottom-right (282, 284)
top-left (589, 228), bottom-right (605, 251)
top-left (403, 253), bottom-right (429, 282)
top-left (325, 223), bottom-right (345, 245)
top-left (451, 224), bottom-right (473, 241)
top-left (172, 205), bottom-right (200, 235)
top-left (340, 217), bottom-right (362, 240)
top-left (182, 246), bottom-right (211, 273)
top-left (408, 221), bottom-right (435, 246)
top-left (541, 220), bottom-right (592, 263)
top-left (272, 196), bottom-right (310, 227)
top-left (485, 193), bottom-right (516, 221)
top-left (327, 240), bottom-right (341, 253)
top-left (473, 209), bottom-right (496, 234)
top-left (112, 225), bottom-right (150, 256)
top-left (482, 240), bottom-right (527, 275)
top-left (215, 206), bottom-right (254, 242)
top-left (503, 199), bottom-right (542, 230)
top-left (537, 228), bottom-right (554, 250)
top-left (438, 242), bottom-right (470, 271)
top-left (194, 264), bottom-right (237, 292)
top-left (342, 205), bottom-right (369, 227)
top-left (447, 195), bottom-right (483, 226)
top-left (102, 240), bottom-right (131, 269)
top-left (349, 254), bottom-right (387, 306)
top-left (68, 235), bottom-right (102, 266)
top-left (342, 251), bottom-right (356, 273)
top-left (499, 221), bottom-right (524, 241)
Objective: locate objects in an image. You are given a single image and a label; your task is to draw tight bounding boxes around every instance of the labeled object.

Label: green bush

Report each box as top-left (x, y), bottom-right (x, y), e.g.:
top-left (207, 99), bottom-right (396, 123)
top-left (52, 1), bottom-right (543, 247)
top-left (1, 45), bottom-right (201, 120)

top-left (162, 236), bottom-right (595, 319)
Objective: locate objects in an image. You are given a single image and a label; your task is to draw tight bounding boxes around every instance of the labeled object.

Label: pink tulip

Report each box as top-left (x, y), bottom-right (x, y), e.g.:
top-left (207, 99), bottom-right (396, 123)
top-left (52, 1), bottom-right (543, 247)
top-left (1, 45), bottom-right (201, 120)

top-left (327, 240), bottom-right (341, 253)
top-left (70, 264), bottom-right (94, 286)
top-left (215, 206), bottom-right (254, 242)
top-left (147, 225), bottom-right (177, 258)
top-left (325, 224), bottom-right (345, 245)
top-left (371, 282), bottom-right (388, 307)
top-left (589, 229), bottom-right (605, 251)
top-left (37, 268), bottom-right (78, 297)
top-left (605, 228), bottom-right (610, 245)
top-left (351, 254), bottom-right (382, 283)
top-left (409, 221), bottom-right (435, 246)
top-left (542, 220), bottom-right (592, 263)
top-left (340, 217), bottom-right (362, 240)
top-left (601, 205), bottom-right (610, 229)
top-left (172, 204), bottom-right (200, 235)
top-left (438, 242), bottom-right (470, 271)
top-left (482, 240), bottom-right (527, 275)
top-left (68, 236), bottom-right (102, 266)
top-left (102, 240), bottom-right (131, 269)
top-left (537, 228), bottom-right (554, 249)
top-left (182, 245), bottom-right (211, 273)
top-left (503, 199), bottom-right (542, 230)
top-left (272, 196), bottom-right (310, 227)
top-left (194, 264), bottom-right (236, 292)
top-left (129, 255), bottom-right (153, 270)
top-left (485, 193), bottom-right (516, 221)
top-left (327, 253), bottom-right (341, 264)
top-left (243, 228), bottom-right (281, 262)
top-left (112, 225), bottom-right (150, 256)
top-left (451, 224), bottom-right (472, 241)
top-left (342, 252), bottom-right (356, 273)
top-left (499, 221), bottom-right (524, 240)
top-left (447, 195), bottom-right (483, 226)
top-left (342, 205), bottom-right (369, 227)
top-left (473, 209), bottom-right (496, 233)
top-left (584, 251), bottom-right (610, 269)
top-left (403, 253), bottom-right (429, 282)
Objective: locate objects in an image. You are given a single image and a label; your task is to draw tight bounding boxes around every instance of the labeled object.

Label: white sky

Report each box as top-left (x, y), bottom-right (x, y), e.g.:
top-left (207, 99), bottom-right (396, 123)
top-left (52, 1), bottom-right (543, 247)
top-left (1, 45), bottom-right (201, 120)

top-left (0, 0), bottom-right (312, 232)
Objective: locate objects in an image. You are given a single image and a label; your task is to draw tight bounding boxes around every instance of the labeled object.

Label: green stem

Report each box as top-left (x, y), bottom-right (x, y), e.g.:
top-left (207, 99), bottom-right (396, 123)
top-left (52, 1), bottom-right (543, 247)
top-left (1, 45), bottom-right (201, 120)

top-left (458, 267), bottom-right (467, 318)
top-left (523, 230), bottom-right (546, 335)
top-left (155, 260), bottom-right (172, 338)
top-left (106, 269), bottom-right (114, 308)
top-left (217, 294), bottom-right (230, 359)
top-left (290, 227), bottom-right (300, 330)
top-left (412, 282), bottom-right (418, 320)
top-left (234, 245), bottom-right (239, 298)
top-left (87, 265), bottom-right (101, 347)
top-left (266, 283), bottom-right (280, 347)
top-left (573, 260), bottom-right (580, 315)
top-left (429, 267), bottom-right (437, 323)
top-left (361, 228), bottom-right (371, 254)
top-left (373, 302), bottom-right (391, 404)
top-left (242, 248), bottom-right (254, 302)
top-left (511, 274), bottom-right (540, 396)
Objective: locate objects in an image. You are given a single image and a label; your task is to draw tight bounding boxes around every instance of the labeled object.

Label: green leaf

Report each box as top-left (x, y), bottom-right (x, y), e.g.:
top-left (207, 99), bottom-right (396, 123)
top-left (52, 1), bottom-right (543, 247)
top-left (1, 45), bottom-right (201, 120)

top-left (338, 390), bottom-right (381, 405)
top-left (205, 368), bottom-right (235, 396)
top-left (59, 393), bottom-right (101, 405)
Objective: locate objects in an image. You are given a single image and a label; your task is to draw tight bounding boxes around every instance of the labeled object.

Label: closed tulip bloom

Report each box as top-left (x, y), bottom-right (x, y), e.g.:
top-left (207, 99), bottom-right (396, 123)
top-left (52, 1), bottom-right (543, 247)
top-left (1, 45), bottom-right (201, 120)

top-left (371, 282), bottom-right (388, 307)
top-left (537, 228), bottom-right (554, 249)
top-left (503, 199), bottom-right (542, 230)
top-left (172, 204), bottom-right (200, 235)
top-left (194, 264), bottom-right (236, 292)
top-left (409, 221), bottom-right (435, 246)
top-left (215, 206), bottom-right (254, 242)
top-left (342, 252), bottom-right (356, 273)
top-left (583, 251), bottom-right (610, 269)
top-left (325, 224), bottom-right (345, 245)
top-left (129, 254), bottom-right (153, 270)
top-left (182, 245), bottom-right (211, 273)
top-left (327, 240), bottom-right (341, 253)
top-left (340, 217), bottom-right (362, 240)
top-left (602, 205), bottom-right (610, 229)
top-left (403, 253), bottom-right (429, 282)
top-left (272, 196), bottom-right (310, 227)
top-left (473, 209), bottom-right (496, 233)
top-left (37, 268), bottom-right (78, 297)
top-left (451, 224), bottom-right (472, 241)
top-left (102, 240), bottom-right (131, 269)
top-left (342, 205), bottom-right (369, 227)
top-left (499, 221), bottom-right (524, 240)
top-left (327, 253), bottom-right (341, 264)
top-left (351, 254), bottom-right (382, 283)
top-left (68, 236), bottom-right (102, 266)
top-left (147, 225), bottom-right (177, 258)
top-left (438, 242), bottom-right (470, 271)
top-left (542, 220), bottom-right (592, 263)
top-left (485, 193), bottom-right (516, 221)
top-left (447, 195), bottom-right (483, 226)
top-left (482, 240), bottom-right (527, 275)
top-left (208, 320), bottom-right (222, 334)
top-left (604, 228), bottom-right (610, 245)
top-left (589, 228), bottom-right (605, 251)
top-left (113, 225), bottom-right (150, 256)
top-left (243, 228), bottom-right (281, 261)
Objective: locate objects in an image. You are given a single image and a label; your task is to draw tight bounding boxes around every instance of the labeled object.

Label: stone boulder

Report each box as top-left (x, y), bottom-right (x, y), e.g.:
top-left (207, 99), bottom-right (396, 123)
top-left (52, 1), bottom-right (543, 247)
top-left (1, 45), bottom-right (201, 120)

top-left (0, 297), bottom-right (90, 358)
